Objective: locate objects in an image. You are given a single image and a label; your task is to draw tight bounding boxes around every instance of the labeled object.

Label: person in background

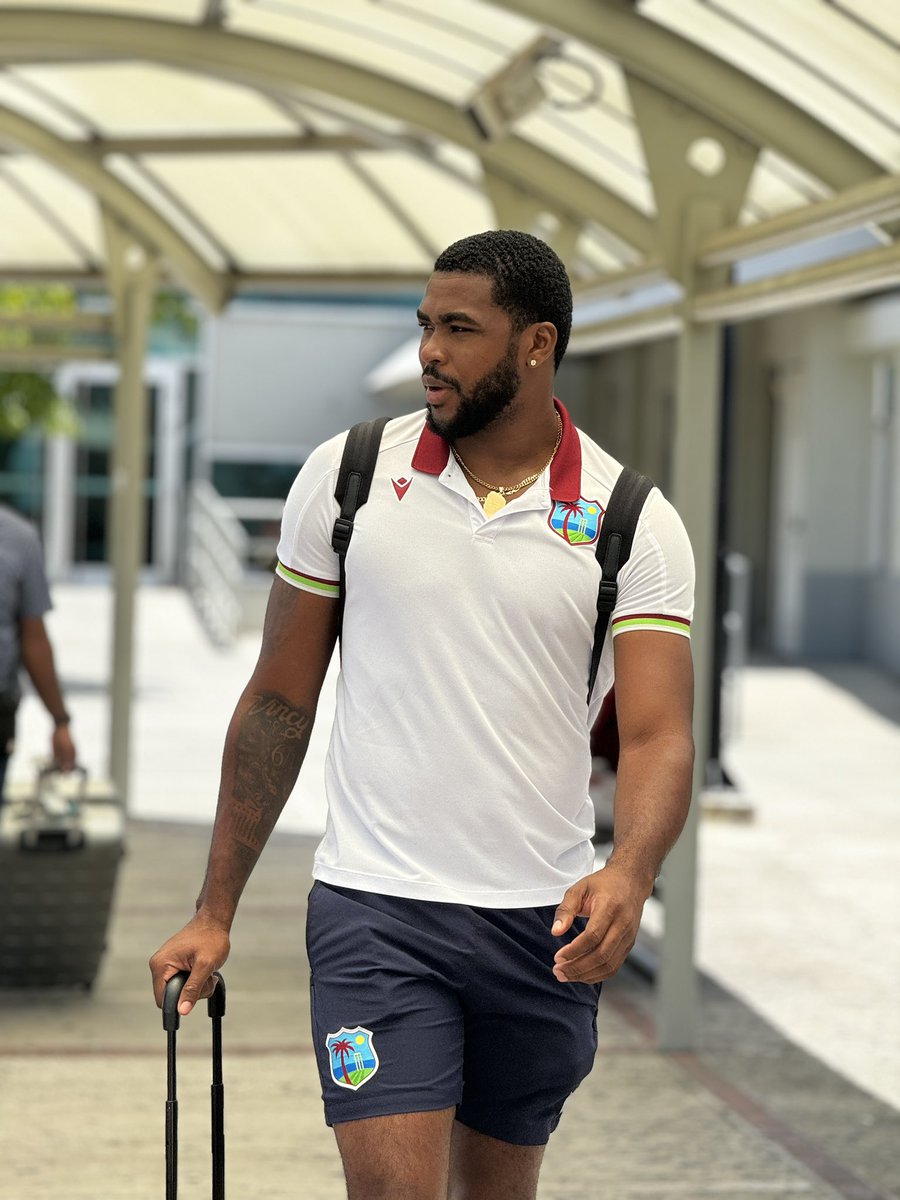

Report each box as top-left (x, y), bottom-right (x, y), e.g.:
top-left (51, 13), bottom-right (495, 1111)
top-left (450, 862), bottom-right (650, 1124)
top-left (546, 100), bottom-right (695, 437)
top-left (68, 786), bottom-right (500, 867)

top-left (0, 503), bottom-right (76, 803)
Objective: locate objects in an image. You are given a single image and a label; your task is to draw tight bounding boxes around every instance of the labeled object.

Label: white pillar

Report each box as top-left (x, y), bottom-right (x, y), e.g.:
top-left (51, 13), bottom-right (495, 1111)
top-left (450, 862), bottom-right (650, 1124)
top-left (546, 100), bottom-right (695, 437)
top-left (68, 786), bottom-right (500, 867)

top-left (43, 434), bottom-right (75, 580)
top-left (103, 213), bottom-right (157, 804)
top-left (660, 266), bottom-right (723, 1047)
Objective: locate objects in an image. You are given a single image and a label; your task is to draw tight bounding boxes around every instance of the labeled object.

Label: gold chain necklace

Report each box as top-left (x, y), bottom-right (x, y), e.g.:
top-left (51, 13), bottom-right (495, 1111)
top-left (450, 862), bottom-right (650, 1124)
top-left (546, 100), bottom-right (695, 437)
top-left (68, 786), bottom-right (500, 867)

top-left (451, 415), bottom-right (562, 516)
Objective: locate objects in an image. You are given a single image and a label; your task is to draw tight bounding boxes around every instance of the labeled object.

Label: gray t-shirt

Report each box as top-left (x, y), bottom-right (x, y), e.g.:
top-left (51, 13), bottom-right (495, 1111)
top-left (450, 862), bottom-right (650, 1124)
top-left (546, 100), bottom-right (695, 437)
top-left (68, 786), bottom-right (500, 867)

top-left (0, 506), bottom-right (52, 700)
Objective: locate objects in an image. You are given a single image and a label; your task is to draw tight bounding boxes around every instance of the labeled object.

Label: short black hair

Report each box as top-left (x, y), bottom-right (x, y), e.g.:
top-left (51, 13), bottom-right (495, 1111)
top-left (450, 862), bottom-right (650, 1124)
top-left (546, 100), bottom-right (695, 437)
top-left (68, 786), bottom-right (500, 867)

top-left (433, 230), bottom-right (572, 371)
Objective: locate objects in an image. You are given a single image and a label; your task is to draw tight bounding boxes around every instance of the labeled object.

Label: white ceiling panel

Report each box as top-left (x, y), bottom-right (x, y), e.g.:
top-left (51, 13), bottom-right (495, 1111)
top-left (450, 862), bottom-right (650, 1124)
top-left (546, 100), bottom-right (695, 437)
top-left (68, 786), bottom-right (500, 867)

top-left (350, 150), bottom-right (495, 257)
top-left (13, 63), bottom-right (301, 138)
top-left (107, 154), bottom-right (232, 271)
top-left (640, 0), bottom-right (900, 171)
top-left (518, 112), bottom-right (655, 217)
top-left (835, 0), bottom-right (900, 43)
top-left (5, 157), bottom-right (103, 262)
top-left (146, 153), bottom-right (434, 269)
top-left (226, 1), bottom-right (505, 104)
top-left (0, 69), bottom-right (91, 139)
top-left (0, 0), bottom-right (202, 17)
top-left (0, 0), bottom-right (894, 299)
top-left (0, 170), bottom-right (87, 266)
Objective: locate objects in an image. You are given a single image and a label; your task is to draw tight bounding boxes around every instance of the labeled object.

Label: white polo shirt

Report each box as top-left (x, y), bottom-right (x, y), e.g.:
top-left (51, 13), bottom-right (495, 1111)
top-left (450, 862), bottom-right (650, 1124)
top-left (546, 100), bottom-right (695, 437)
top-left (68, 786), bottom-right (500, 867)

top-left (276, 402), bottom-right (694, 907)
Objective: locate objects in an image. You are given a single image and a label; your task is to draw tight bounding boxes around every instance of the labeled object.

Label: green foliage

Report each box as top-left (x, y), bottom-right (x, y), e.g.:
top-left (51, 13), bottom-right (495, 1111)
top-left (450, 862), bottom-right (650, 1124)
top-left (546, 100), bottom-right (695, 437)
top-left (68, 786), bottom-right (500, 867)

top-left (0, 283), bottom-right (76, 315)
top-left (0, 373), bottom-right (79, 440)
top-left (0, 287), bottom-right (81, 439)
top-left (0, 284), bottom-right (196, 439)
top-left (152, 289), bottom-right (198, 338)
top-left (0, 284), bottom-right (78, 353)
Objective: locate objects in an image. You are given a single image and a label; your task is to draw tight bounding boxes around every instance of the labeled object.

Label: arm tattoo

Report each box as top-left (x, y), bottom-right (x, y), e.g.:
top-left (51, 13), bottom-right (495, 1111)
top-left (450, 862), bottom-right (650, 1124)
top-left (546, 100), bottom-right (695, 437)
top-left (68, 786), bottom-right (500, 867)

top-left (231, 691), bottom-right (312, 851)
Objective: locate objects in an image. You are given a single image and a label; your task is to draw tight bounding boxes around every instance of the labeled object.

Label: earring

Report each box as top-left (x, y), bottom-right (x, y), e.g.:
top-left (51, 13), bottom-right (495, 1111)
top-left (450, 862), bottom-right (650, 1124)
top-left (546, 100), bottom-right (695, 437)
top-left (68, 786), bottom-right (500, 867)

top-left (529, 358), bottom-right (537, 367)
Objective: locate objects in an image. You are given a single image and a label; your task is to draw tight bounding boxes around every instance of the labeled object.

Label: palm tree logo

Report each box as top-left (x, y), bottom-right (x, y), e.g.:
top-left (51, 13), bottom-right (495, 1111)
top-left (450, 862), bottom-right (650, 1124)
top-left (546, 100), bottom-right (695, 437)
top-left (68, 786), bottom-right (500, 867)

top-left (326, 1026), bottom-right (380, 1091)
top-left (330, 1038), bottom-right (354, 1086)
top-left (549, 498), bottom-right (602, 546)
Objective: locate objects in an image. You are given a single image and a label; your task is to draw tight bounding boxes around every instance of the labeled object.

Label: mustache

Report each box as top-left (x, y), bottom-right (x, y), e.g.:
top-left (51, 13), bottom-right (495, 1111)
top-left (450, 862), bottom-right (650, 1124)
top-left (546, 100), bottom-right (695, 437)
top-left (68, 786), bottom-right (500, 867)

top-left (422, 368), bottom-right (458, 390)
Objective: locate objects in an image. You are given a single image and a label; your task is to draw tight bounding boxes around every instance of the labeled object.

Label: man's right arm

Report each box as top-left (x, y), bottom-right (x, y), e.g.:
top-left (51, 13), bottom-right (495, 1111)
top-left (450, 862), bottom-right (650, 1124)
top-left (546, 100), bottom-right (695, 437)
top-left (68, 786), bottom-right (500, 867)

top-left (149, 577), bottom-right (339, 1014)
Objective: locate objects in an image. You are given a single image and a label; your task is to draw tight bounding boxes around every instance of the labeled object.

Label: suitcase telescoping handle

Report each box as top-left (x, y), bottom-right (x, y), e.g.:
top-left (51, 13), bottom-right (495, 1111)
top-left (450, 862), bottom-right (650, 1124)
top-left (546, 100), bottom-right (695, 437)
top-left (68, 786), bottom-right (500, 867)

top-left (162, 971), bottom-right (226, 1200)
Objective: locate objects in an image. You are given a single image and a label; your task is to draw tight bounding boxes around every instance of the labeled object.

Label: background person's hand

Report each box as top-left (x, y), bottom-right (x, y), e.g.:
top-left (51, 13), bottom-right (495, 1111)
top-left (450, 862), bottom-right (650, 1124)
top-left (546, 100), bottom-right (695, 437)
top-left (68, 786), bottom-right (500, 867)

top-left (51, 724), bottom-right (76, 771)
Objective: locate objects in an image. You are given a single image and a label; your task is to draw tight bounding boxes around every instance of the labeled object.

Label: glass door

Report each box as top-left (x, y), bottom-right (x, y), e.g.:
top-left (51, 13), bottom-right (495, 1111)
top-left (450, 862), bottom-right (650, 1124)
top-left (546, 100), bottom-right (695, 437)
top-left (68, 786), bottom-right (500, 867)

top-left (72, 381), bottom-right (158, 566)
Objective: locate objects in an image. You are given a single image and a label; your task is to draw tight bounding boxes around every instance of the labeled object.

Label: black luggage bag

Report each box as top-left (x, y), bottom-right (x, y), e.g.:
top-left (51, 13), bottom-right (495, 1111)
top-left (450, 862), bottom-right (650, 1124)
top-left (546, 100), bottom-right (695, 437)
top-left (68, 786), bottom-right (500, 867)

top-left (0, 765), bottom-right (125, 988)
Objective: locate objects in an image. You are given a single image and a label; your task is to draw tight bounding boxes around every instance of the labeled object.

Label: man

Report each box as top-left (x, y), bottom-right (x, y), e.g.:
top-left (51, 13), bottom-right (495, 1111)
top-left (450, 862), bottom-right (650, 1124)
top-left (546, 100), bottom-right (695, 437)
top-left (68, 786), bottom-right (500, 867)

top-left (150, 230), bottom-right (695, 1200)
top-left (0, 504), bottom-right (76, 802)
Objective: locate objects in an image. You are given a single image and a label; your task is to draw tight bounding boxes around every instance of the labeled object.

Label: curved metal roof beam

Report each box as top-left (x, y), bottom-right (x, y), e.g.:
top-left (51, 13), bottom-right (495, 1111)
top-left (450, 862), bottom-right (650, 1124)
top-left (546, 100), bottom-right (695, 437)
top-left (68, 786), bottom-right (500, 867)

top-left (495, 0), bottom-right (881, 188)
top-left (0, 103), bottom-right (229, 309)
top-left (0, 9), bottom-right (656, 256)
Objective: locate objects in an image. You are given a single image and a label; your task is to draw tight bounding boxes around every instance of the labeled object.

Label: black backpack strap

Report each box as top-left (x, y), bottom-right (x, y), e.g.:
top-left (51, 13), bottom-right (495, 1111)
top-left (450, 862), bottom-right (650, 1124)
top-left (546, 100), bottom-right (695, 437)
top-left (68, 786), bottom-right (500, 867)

top-left (332, 417), bottom-right (389, 636)
top-left (588, 466), bottom-right (654, 701)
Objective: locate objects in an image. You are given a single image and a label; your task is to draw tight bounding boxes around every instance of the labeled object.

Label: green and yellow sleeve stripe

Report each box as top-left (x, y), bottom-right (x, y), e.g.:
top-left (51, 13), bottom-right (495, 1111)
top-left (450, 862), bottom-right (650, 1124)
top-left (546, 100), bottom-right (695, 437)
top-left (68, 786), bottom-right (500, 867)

top-left (612, 613), bottom-right (691, 636)
top-left (275, 561), bottom-right (340, 597)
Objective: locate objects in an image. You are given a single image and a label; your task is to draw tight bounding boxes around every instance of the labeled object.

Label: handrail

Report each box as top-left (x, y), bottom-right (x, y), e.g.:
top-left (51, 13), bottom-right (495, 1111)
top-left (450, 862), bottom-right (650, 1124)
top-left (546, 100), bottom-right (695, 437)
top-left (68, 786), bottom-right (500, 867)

top-left (185, 480), bottom-right (249, 645)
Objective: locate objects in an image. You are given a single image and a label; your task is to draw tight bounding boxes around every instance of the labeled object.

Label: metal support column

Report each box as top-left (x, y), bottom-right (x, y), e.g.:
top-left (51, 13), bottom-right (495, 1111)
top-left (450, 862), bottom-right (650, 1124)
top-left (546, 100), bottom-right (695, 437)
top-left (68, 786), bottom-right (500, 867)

top-left (625, 75), bottom-right (759, 1048)
top-left (659, 200), bottom-right (727, 1047)
top-left (103, 211), bottom-right (157, 805)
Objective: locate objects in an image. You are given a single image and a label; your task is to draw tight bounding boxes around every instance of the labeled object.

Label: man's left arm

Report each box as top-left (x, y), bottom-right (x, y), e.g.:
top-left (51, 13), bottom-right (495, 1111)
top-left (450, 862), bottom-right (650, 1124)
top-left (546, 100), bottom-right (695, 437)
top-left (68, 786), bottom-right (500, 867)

top-left (551, 629), bottom-right (694, 983)
top-left (19, 615), bottom-right (77, 770)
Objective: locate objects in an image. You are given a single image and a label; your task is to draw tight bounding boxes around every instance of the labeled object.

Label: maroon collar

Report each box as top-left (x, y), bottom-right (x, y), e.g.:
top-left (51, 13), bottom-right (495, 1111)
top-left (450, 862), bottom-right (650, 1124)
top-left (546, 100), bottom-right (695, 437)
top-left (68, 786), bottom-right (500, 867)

top-left (410, 399), bottom-right (582, 502)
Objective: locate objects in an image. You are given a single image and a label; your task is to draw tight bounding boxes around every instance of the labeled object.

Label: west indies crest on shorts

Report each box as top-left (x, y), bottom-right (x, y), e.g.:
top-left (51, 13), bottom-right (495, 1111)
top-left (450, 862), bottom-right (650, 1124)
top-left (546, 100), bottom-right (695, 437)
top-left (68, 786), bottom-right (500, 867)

top-left (326, 1026), bottom-right (380, 1090)
top-left (548, 498), bottom-right (603, 546)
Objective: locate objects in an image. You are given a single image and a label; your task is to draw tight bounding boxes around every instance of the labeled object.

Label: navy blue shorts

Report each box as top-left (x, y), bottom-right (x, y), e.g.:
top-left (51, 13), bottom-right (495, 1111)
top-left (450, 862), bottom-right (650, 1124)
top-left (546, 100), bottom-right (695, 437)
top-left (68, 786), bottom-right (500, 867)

top-left (305, 881), bottom-right (601, 1146)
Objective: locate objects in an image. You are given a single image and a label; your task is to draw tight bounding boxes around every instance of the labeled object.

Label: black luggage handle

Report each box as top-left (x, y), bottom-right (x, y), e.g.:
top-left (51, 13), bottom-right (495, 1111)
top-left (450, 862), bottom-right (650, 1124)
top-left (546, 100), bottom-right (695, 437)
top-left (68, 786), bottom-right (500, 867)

top-left (162, 971), bottom-right (226, 1200)
top-left (162, 970), bottom-right (226, 1029)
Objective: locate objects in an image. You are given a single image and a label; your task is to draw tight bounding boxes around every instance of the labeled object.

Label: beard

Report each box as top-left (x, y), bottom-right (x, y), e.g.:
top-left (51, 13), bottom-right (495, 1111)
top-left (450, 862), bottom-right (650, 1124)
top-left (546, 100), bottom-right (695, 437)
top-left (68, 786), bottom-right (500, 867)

top-left (424, 341), bottom-right (520, 441)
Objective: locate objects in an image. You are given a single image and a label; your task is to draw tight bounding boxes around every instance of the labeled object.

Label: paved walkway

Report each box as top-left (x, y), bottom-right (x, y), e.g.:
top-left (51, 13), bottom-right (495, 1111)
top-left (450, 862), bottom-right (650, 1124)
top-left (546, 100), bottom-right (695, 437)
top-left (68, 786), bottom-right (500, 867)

top-left (3, 582), bottom-right (899, 1198)
top-left (697, 661), bottom-right (900, 1112)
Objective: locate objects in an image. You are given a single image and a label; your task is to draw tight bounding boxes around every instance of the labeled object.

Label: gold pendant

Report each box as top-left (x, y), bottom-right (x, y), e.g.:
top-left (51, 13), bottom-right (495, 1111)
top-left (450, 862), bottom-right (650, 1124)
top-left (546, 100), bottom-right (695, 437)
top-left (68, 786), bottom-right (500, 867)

top-left (483, 490), bottom-right (506, 516)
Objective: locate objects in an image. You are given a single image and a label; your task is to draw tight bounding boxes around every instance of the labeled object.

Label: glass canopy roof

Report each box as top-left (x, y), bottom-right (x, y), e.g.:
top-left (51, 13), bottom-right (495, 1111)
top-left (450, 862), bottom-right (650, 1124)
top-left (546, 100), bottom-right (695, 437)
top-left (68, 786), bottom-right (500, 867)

top-left (0, 0), bottom-right (896, 302)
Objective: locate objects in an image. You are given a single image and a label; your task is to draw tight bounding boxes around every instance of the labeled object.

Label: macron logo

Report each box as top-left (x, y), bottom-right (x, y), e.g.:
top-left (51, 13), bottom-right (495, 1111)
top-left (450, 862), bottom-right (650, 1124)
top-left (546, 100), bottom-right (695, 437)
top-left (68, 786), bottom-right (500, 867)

top-left (391, 477), bottom-right (412, 501)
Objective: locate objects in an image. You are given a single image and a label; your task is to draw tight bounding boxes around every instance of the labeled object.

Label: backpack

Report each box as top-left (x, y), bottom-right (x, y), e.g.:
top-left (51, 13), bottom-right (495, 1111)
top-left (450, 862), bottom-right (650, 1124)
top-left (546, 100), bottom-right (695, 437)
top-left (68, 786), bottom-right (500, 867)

top-left (332, 417), bottom-right (652, 704)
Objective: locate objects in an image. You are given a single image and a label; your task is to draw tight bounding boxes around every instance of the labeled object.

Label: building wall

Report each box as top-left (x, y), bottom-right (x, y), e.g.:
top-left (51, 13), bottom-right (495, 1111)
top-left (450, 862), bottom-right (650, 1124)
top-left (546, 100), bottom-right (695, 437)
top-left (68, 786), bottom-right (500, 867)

top-left (201, 300), bottom-right (414, 470)
top-left (558, 339), bottom-right (676, 488)
top-left (845, 295), bottom-right (900, 675)
top-left (748, 294), bottom-right (900, 671)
